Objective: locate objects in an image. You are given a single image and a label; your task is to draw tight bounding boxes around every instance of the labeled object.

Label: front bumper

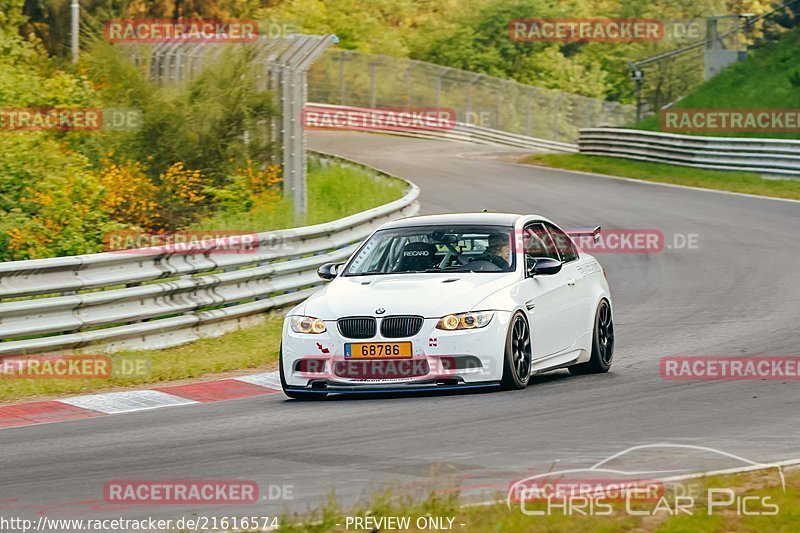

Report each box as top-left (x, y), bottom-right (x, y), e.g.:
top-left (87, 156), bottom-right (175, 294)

top-left (283, 382), bottom-right (501, 395)
top-left (281, 312), bottom-right (511, 390)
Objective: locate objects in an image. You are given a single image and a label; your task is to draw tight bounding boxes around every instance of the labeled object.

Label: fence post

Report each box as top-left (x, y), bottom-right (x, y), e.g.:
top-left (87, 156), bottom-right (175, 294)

top-left (404, 61), bottom-right (418, 107)
top-left (551, 93), bottom-right (563, 142)
top-left (339, 52), bottom-right (347, 105)
top-left (495, 81), bottom-right (503, 130)
top-left (369, 61), bottom-right (378, 108)
top-left (466, 73), bottom-right (483, 122)
top-left (525, 88), bottom-right (533, 136)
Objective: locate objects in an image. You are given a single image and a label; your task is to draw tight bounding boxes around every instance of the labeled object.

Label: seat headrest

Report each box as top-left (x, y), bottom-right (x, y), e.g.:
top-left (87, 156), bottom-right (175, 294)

top-left (398, 241), bottom-right (437, 272)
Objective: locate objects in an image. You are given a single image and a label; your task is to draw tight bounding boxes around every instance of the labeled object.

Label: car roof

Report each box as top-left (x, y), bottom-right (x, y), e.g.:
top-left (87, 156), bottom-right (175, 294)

top-left (381, 212), bottom-right (527, 229)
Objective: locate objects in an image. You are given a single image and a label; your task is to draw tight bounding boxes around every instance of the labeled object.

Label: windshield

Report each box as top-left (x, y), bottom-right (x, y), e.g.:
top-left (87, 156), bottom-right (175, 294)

top-left (343, 225), bottom-right (516, 275)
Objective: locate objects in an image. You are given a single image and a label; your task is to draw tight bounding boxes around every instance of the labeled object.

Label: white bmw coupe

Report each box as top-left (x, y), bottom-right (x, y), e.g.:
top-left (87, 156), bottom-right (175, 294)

top-left (280, 213), bottom-right (613, 398)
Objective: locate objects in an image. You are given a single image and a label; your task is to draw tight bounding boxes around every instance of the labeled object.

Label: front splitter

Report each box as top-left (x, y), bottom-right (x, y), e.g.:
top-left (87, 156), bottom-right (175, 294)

top-left (284, 381), bottom-right (500, 394)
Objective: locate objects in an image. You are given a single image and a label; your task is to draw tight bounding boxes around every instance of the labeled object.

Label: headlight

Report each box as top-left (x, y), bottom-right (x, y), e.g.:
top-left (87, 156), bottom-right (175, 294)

top-left (436, 311), bottom-right (494, 330)
top-left (290, 315), bottom-right (327, 334)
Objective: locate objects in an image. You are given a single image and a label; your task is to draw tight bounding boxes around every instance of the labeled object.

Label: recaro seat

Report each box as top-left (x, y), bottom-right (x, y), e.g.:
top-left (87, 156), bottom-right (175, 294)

top-left (396, 241), bottom-right (438, 272)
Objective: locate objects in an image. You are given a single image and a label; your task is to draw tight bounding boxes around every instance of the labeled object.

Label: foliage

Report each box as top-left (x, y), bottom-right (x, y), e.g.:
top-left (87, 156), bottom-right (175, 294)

top-left (262, 0), bottom-right (783, 104)
top-left (257, 0), bottom-right (480, 57)
top-left (204, 160), bottom-right (283, 214)
top-left (1, 0), bottom-right (794, 260)
top-left (156, 162), bottom-right (207, 227)
top-left (0, 6), bottom-right (113, 260)
top-left (193, 158), bottom-right (407, 232)
top-left (97, 158), bottom-right (160, 230)
top-left (20, 0), bottom-right (265, 58)
top-left (0, 9), bottom-right (281, 259)
top-left (1, 158), bottom-right (122, 260)
top-left (78, 41), bottom-right (277, 184)
top-left (636, 27), bottom-right (800, 138)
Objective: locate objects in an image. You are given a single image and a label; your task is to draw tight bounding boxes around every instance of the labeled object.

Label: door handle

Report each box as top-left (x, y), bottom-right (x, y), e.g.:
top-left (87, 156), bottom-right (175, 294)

top-left (567, 278), bottom-right (576, 287)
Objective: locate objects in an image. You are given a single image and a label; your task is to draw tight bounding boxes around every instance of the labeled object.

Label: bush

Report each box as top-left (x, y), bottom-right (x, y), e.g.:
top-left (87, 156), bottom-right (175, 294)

top-left (78, 42), bottom-right (278, 185)
top-left (0, 24), bottom-right (281, 259)
top-left (0, 157), bottom-right (123, 260)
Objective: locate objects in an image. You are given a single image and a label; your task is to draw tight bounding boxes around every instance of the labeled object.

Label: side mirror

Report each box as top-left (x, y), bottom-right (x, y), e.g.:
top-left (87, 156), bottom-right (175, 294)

top-left (317, 262), bottom-right (343, 280)
top-left (528, 257), bottom-right (562, 277)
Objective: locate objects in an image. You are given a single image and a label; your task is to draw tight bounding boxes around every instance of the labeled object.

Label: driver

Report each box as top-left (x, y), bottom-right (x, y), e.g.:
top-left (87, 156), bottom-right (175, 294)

top-left (479, 233), bottom-right (511, 269)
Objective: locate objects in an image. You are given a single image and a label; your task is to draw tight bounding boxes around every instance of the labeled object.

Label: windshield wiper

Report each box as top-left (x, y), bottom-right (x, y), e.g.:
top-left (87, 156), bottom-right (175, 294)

top-left (423, 266), bottom-right (465, 273)
top-left (345, 266), bottom-right (465, 276)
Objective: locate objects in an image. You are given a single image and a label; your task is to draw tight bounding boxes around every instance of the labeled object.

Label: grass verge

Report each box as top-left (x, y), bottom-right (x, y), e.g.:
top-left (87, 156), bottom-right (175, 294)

top-left (521, 154), bottom-right (800, 200)
top-left (274, 467), bottom-right (800, 532)
top-left (635, 29), bottom-right (800, 139)
top-left (194, 159), bottom-right (408, 231)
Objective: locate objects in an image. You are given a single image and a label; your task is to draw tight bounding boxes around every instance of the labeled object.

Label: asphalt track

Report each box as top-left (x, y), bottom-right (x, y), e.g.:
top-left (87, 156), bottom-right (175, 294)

top-left (1, 131), bottom-right (799, 526)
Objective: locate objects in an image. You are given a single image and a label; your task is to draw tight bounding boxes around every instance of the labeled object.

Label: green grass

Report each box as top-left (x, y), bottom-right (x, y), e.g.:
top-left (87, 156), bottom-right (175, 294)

top-left (521, 154), bottom-right (800, 200)
top-left (636, 28), bottom-right (800, 139)
top-left (271, 468), bottom-right (800, 533)
top-left (194, 160), bottom-right (408, 231)
top-left (0, 313), bottom-right (284, 403)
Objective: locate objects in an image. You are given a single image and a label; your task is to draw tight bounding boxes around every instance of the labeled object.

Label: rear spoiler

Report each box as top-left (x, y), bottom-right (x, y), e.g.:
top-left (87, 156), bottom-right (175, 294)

top-left (567, 226), bottom-right (601, 244)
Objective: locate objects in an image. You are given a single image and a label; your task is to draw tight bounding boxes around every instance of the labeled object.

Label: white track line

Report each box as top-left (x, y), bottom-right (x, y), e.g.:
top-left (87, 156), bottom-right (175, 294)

top-left (234, 371), bottom-right (282, 389)
top-left (513, 161), bottom-right (800, 204)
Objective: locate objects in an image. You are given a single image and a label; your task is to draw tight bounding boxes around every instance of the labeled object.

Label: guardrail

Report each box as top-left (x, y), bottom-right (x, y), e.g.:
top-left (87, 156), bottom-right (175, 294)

top-left (0, 154), bottom-right (419, 357)
top-left (306, 103), bottom-right (577, 153)
top-left (579, 128), bottom-right (800, 176)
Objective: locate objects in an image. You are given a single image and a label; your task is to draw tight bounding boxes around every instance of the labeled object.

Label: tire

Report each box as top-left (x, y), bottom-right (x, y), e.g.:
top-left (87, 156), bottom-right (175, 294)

top-left (569, 299), bottom-right (614, 375)
top-left (279, 345), bottom-right (327, 400)
top-left (500, 312), bottom-right (532, 390)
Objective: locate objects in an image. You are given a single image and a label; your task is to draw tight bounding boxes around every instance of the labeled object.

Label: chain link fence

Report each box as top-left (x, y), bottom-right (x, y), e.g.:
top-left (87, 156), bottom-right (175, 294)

top-left (308, 49), bottom-right (635, 144)
top-left (632, 5), bottom-right (799, 118)
top-left (124, 34), bottom-right (334, 223)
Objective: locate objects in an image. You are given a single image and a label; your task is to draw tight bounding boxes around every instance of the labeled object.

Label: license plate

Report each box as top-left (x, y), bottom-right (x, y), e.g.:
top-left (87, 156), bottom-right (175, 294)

top-left (345, 342), bottom-right (412, 359)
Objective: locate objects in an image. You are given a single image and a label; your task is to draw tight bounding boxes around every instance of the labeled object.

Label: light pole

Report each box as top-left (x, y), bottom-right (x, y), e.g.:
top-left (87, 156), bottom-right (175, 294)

top-left (627, 62), bottom-right (644, 123)
top-left (71, 0), bottom-right (79, 63)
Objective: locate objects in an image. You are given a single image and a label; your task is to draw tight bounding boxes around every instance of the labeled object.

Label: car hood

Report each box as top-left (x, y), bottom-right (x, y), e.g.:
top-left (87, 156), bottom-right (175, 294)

top-left (302, 273), bottom-right (517, 319)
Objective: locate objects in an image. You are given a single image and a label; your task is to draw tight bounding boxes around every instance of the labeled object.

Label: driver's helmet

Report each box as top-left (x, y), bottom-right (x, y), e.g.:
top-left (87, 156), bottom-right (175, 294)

top-left (487, 233), bottom-right (509, 250)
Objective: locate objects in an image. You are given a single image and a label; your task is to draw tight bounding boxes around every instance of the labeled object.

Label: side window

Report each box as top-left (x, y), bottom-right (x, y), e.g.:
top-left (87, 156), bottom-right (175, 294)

top-left (522, 223), bottom-right (560, 272)
top-left (544, 223), bottom-right (579, 263)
